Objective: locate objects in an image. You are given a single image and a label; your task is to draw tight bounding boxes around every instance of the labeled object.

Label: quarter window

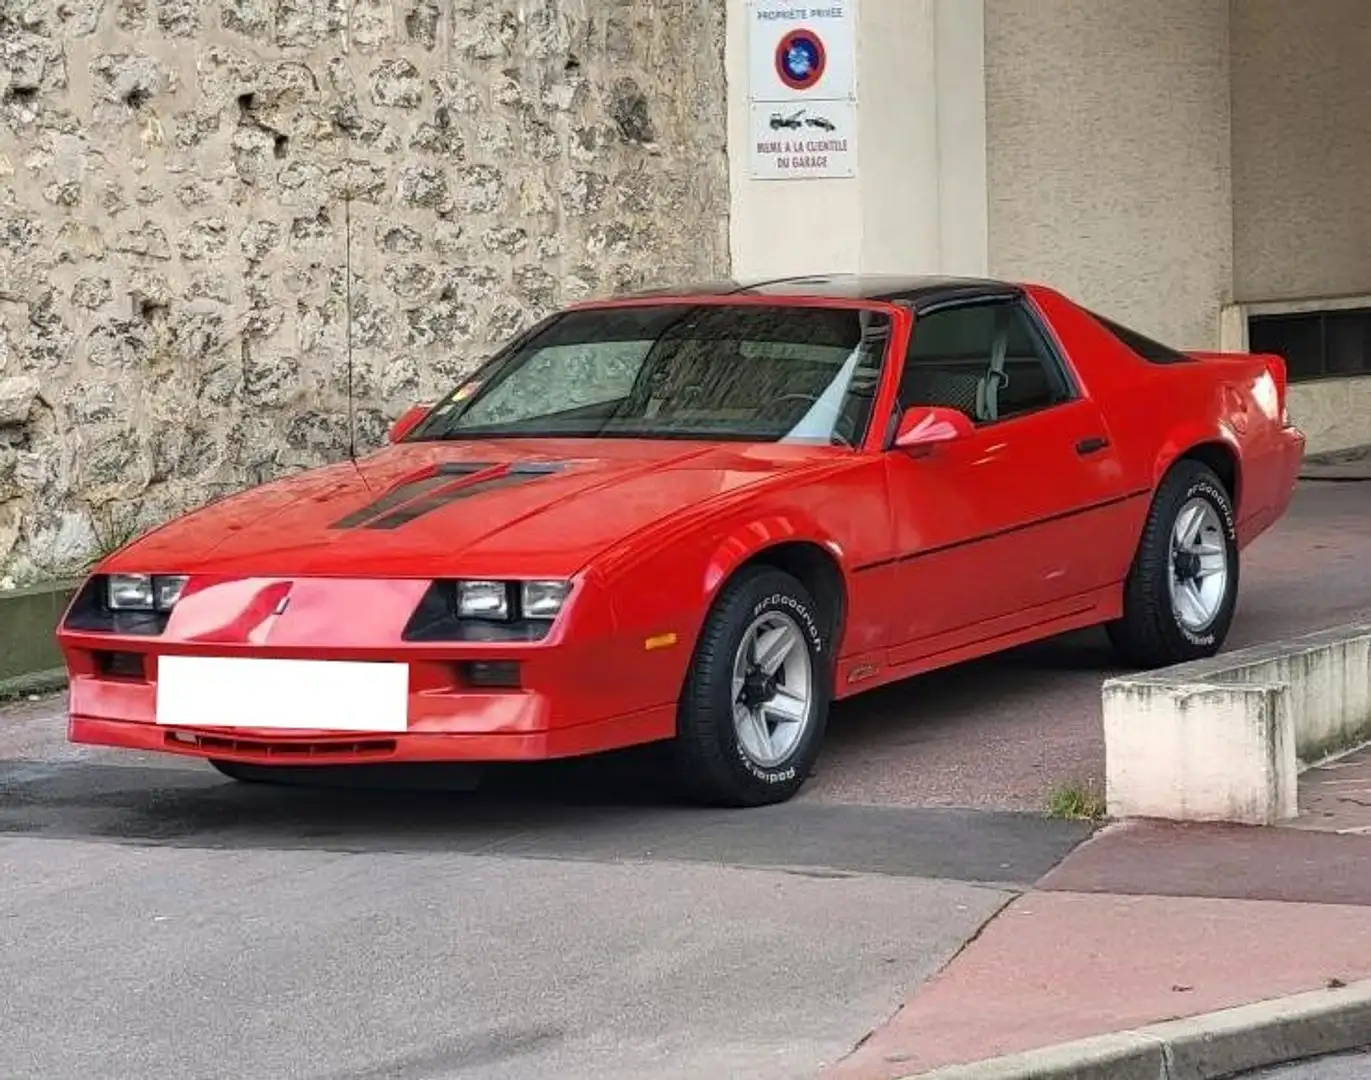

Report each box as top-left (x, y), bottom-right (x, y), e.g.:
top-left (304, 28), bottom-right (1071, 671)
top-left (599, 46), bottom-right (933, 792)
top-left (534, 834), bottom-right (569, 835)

top-left (1085, 309), bottom-right (1192, 365)
top-left (898, 301), bottom-right (1073, 423)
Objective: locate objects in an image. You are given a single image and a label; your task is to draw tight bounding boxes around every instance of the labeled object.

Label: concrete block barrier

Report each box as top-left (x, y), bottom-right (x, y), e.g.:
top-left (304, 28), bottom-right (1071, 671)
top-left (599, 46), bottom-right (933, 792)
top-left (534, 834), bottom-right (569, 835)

top-left (0, 579), bottom-right (79, 699)
top-left (1103, 624), bottom-right (1371, 824)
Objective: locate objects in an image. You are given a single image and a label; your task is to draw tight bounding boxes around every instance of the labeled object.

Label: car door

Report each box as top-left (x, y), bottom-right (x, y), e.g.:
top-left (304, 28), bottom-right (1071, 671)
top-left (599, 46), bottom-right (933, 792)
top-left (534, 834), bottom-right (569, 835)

top-left (875, 296), bottom-right (1138, 666)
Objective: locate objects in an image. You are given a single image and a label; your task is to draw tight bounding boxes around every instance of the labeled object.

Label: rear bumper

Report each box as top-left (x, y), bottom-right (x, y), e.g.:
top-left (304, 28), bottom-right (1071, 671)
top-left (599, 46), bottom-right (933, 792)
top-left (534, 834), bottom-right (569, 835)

top-left (1237, 426), bottom-right (1306, 548)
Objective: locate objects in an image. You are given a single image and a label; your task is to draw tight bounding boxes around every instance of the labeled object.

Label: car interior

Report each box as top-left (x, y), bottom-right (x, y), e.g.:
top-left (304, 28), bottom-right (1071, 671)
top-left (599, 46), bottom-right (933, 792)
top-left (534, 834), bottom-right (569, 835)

top-left (898, 301), bottom-right (1070, 424)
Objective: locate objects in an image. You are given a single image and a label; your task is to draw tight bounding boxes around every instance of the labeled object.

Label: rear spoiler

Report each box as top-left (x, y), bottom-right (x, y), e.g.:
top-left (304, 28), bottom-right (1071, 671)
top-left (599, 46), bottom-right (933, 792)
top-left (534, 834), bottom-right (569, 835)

top-left (1186, 350), bottom-right (1291, 427)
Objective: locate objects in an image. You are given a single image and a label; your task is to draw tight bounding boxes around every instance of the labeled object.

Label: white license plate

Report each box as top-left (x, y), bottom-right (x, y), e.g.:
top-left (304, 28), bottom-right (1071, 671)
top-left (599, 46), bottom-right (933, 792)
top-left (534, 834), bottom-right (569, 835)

top-left (155, 656), bottom-right (410, 732)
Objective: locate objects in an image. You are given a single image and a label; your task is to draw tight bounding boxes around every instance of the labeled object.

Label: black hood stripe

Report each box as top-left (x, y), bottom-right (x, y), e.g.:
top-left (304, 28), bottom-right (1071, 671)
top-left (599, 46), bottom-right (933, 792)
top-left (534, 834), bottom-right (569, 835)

top-left (366, 473), bottom-right (533, 529)
top-left (329, 464), bottom-right (494, 530)
top-left (331, 462), bottom-right (567, 531)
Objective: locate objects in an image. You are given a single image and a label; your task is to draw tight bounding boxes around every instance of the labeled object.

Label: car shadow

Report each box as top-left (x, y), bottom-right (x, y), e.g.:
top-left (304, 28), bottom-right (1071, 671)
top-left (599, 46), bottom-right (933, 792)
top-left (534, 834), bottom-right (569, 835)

top-left (1, 748), bottom-right (700, 846)
top-left (0, 747), bottom-right (1094, 885)
top-left (0, 629), bottom-right (1133, 856)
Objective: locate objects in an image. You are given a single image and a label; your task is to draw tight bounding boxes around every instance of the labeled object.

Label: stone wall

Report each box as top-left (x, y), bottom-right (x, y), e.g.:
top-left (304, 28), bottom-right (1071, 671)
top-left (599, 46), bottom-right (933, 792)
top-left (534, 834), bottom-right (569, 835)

top-left (0, 0), bottom-right (730, 583)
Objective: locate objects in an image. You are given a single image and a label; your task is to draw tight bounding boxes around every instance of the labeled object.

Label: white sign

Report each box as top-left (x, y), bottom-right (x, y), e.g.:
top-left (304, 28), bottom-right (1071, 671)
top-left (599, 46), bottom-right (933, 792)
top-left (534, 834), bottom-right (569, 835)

top-left (749, 100), bottom-right (856, 179)
top-left (748, 0), bottom-right (856, 102)
top-left (747, 0), bottom-right (857, 180)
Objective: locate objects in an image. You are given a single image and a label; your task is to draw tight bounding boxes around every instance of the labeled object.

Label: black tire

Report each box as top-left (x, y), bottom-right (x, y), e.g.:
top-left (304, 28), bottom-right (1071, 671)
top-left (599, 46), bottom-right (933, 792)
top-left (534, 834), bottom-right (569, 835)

top-left (1106, 458), bottom-right (1239, 668)
top-left (672, 566), bottom-right (831, 807)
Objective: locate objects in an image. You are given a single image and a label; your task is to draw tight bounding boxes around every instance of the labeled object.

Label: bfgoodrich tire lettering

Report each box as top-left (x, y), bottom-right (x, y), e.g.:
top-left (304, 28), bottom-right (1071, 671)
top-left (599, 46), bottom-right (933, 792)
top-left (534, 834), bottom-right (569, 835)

top-left (1107, 458), bottom-right (1239, 668)
top-left (673, 566), bottom-right (831, 807)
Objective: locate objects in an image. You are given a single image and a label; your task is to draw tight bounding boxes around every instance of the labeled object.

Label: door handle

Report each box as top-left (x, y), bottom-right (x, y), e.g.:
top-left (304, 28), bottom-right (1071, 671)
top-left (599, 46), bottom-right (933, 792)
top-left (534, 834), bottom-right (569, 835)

top-left (1076, 436), bottom-right (1109, 456)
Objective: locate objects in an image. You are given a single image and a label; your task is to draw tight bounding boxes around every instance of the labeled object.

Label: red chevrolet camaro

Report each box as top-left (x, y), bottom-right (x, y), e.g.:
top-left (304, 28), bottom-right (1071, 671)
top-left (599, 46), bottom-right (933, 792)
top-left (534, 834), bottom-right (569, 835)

top-left (57, 275), bottom-right (1305, 806)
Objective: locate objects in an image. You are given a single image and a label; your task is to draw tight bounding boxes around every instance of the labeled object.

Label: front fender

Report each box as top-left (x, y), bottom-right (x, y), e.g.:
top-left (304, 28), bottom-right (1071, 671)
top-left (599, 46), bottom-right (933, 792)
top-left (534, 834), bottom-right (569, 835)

top-left (593, 506), bottom-right (852, 680)
top-left (701, 513), bottom-right (847, 598)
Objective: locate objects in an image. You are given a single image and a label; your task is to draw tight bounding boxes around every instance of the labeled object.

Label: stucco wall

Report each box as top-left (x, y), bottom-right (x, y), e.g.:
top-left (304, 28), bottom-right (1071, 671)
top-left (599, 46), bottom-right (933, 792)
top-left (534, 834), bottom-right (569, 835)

top-left (1287, 377), bottom-right (1371, 456)
top-left (1230, 0), bottom-right (1371, 303)
top-left (0, 0), bottom-right (729, 583)
top-left (983, 0), bottom-right (1232, 350)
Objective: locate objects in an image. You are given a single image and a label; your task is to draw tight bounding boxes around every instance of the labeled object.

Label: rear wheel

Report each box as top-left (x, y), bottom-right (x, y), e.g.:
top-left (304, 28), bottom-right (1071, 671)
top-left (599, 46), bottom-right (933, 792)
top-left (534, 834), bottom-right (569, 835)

top-left (673, 566), bottom-right (831, 806)
top-left (1107, 458), bottom-right (1239, 668)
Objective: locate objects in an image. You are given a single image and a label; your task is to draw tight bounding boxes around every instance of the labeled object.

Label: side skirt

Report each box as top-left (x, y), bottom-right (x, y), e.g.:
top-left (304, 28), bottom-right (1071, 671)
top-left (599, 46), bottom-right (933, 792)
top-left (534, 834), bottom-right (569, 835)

top-left (831, 583), bottom-right (1123, 701)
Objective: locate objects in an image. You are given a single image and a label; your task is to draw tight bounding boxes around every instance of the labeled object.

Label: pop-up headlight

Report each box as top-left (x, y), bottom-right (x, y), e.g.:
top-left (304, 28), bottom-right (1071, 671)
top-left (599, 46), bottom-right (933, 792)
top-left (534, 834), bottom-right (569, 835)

top-left (520, 580), bottom-right (571, 620)
top-left (456, 580), bottom-right (510, 620)
top-left (106, 573), bottom-right (188, 612)
top-left (404, 578), bottom-right (575, 642)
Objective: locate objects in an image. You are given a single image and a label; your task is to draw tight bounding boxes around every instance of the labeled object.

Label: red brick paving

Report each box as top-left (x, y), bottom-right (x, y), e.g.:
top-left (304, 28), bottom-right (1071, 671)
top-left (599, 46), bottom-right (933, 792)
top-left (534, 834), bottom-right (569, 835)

top-left (825, 891), bottom-right (1371, 1079)
top-left (1037, 820), bottom-right (1371, 906)
top-left (829, 817), bottom-right (1371, 1077)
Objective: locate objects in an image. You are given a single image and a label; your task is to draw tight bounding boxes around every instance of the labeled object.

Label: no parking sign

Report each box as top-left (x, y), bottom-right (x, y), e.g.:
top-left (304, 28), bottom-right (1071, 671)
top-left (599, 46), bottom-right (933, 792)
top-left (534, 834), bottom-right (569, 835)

top-left (748, 0), bottom-right (857, 180)
top-left (775, 27), bottom-right (827, 90)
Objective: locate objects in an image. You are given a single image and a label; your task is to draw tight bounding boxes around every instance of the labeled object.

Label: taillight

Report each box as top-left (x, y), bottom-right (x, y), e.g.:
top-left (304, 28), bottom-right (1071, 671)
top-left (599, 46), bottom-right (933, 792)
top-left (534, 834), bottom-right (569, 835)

top-left (1258, 353), bottom-right (1290, 427)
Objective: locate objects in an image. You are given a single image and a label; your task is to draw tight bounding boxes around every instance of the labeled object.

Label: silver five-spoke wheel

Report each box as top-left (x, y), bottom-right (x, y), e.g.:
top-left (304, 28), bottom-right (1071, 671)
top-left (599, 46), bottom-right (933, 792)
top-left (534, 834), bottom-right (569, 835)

top-left (730, 611), bottom-right (814, 769)
top-left (1168, 496), bottom-right (1228, 632)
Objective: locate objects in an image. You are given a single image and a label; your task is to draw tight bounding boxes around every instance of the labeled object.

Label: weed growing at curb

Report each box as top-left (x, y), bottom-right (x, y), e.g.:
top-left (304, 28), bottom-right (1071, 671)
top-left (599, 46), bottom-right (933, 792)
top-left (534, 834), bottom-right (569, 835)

top-left (1046, 781), bottom-right (1107, 822)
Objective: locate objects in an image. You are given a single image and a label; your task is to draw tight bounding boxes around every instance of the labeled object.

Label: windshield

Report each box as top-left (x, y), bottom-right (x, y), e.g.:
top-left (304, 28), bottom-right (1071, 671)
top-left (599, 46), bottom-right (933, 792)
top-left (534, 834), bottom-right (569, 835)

top-left (408, 303), bottom-right (892, 447)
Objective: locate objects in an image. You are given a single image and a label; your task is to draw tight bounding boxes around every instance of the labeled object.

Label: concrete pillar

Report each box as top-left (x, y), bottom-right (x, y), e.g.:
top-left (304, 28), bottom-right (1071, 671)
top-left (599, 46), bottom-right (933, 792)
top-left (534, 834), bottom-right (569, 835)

top-left (726, 0), bottom-right (988, 280)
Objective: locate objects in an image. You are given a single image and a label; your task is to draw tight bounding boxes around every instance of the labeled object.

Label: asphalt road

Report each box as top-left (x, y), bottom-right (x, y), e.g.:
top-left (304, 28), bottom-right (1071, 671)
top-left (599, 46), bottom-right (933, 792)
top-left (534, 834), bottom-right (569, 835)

top-left (1239, 1051), bottom-right (1371, 1078)
top-left (0, 718), bottom-right (1087, 1079)
top-left (2, 479), bottom-right (1367, 1079)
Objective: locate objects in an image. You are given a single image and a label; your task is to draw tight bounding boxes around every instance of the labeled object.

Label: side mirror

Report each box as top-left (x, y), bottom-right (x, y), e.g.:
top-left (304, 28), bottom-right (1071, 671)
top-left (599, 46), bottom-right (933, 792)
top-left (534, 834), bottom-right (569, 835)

top-left (893, 405), bottom-right (974, 450)
top-left (387, 403), bottom-right (430, 444)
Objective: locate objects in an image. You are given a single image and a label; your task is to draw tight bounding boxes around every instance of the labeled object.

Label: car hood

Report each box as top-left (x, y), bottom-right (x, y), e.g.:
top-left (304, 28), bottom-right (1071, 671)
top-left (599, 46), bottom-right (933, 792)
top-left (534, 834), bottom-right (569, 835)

top-left (105, 438), bottom-right (845, 579)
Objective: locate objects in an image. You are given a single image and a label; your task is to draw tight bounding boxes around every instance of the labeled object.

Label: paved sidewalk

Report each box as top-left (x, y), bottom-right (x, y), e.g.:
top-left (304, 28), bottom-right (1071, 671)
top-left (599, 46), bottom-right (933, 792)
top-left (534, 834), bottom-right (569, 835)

top-left (824, 820), bottom-right (1371, 1078)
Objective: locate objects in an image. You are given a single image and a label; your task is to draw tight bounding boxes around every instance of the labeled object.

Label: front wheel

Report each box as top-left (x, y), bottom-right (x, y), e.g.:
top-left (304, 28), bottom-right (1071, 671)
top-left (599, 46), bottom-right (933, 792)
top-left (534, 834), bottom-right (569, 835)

top-left (1107, 458), bottom-right (1239, 668)
top-left (673, 566), bottom-right (831, 806)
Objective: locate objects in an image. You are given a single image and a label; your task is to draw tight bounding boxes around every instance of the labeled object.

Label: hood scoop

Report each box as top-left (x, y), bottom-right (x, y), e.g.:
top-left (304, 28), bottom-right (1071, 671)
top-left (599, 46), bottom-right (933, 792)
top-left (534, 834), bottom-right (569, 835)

top-left (331, 461), bottom-right (568, 531)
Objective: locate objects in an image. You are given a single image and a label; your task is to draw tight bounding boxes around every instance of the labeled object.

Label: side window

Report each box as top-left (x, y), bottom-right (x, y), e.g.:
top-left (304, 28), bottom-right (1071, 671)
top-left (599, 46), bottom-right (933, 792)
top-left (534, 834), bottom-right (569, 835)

top-left (898, 300), bottom-right (1073, 424)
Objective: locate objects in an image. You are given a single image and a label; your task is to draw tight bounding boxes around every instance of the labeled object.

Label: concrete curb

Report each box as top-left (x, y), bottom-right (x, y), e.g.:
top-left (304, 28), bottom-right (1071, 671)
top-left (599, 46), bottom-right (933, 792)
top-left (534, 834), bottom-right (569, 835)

top-left (896, 977), bottom-right (1371, 1079)
top-left (1300, 467), bottom-right (1371, 482)
top-left (1301, 446), bottom-right (1371, 482)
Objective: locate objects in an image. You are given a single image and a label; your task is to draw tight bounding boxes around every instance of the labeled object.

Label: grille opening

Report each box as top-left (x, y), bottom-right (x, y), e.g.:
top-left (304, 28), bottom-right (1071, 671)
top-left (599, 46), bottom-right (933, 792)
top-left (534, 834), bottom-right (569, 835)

top-left (164, 731), bottom-right (397, 759)
top-left (95, 650), bottom-right (146, 680)
top-left (459, 660), bottom-right (522, 689)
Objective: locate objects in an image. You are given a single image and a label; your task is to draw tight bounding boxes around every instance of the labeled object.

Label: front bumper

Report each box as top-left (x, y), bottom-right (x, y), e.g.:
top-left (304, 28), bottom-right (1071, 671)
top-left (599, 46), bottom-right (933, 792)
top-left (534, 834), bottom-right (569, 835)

top-left (57, 570), bottom-right (703, 767)
top-left (60, 634), bottom-right (686, 767)
top-left (68, 705), bottom-right (676, 765)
